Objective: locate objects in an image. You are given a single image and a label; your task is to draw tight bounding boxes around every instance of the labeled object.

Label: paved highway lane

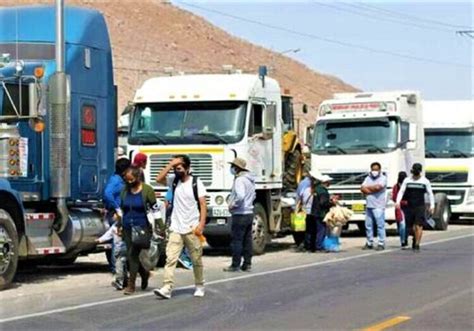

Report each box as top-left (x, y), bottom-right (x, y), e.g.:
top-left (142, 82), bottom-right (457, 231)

top-left (1, 228), bottom-right (473, 330)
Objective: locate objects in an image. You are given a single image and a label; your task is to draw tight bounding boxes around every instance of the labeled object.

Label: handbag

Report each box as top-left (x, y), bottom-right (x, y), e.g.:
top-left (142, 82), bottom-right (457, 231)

top-left (290, 195), bottom-right (311, 232)
top-left (126, 191), bottom-right (152, 249)
top-left (131, 224), bottom-right (152, 249)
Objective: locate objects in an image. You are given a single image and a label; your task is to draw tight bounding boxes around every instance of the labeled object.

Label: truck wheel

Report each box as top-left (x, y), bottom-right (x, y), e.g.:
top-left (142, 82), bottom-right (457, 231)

top-left (433, 193), bottom-right (450, 231)
top-left (292, 232), bottom-right (305, 246)
top-left (283, 149), bottom-right (303, 191)
top-left (252, 203), bottom-right (268, 255)
top-left (0, 209), bottom-right (19, 290)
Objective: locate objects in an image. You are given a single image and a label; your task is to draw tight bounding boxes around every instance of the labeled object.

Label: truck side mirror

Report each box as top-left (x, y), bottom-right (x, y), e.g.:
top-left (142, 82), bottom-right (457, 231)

top-left (302, 104), bottom-right (308, 114)
top-left (406, 123), bottom-right (417, 149)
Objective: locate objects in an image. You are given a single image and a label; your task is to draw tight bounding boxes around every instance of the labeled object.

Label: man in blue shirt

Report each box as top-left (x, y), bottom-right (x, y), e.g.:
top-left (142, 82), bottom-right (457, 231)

top-left (360, 162), bottom-right (387, 250)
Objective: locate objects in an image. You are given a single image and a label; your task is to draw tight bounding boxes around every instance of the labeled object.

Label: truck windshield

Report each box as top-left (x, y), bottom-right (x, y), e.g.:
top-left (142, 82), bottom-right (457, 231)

top-left (129, 101), bottom-right (247, 145)
top-left (425, 130), bottom-right (474, 158)
top-left (312, 118), bottom-right (398, 154)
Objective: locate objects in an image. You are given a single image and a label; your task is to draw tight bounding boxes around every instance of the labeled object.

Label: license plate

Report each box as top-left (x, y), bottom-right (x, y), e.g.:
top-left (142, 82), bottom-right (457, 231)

top-left (351, 203), bottom-right (365, 212)
top-left (212, 207), bottom-right (231, 217)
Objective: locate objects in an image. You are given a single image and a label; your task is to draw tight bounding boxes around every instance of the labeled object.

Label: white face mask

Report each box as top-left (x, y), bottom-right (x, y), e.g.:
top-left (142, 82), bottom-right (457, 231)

top-left (371, 171), bottom-right (380, 178)
top-left (230, 167), bottom-right (237, 176)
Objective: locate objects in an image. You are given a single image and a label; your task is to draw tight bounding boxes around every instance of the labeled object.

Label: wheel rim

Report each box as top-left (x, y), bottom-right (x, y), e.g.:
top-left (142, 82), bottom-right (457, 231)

top-left (252, 213), bottom-right (265, 248)
top-left (0, 225), bottom-right (13, 274)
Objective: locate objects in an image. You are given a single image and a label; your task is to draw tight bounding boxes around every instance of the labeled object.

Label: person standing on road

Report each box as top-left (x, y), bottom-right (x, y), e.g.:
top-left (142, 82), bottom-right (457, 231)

top-left (360, 162), bottom-right (387, 251)
top-left (103, 158), bottom-right (131, 273)
top-left (224, 157), bottom-right (256, 272)
top-left (120, 166), bottom-right (155, 295)
top-left (395, 163), bottom-right (435, 252)
top-left (154, 155), bottom-right (207, 299)
top-left (392, 171), bottom-right (408, 248)
top-left (311, 173), bottom-right (336, 252)
top-left (295, 172), bottom-right (315, 252)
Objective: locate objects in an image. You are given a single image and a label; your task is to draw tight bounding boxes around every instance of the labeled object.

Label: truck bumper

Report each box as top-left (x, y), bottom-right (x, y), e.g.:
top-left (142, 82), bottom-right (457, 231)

top-left (204, 216), bottom-right (233, 237)
top-left (346, 206), bottom-right (396, 223)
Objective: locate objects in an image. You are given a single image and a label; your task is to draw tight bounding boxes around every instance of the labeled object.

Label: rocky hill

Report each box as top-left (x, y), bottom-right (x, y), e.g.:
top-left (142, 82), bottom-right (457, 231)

top-left (3, 0), bottom-right (358, 136)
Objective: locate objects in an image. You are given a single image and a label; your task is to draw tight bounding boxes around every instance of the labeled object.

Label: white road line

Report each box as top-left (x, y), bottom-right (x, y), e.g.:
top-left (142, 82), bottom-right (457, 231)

top-left (1, 232), bottom-right (472, 324)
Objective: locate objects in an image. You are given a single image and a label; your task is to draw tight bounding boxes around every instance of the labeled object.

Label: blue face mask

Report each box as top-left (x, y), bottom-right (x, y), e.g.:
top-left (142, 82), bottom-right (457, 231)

top-left (230, 167), bottom-right (237, 176)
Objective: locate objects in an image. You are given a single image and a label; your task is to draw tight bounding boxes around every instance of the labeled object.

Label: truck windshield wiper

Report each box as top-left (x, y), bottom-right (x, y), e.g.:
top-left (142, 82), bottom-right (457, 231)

top-left (425, 151), bottom-right (437, 158)
top-left (447, 149), bottom-right (468, 158)
top-left (351, 144), bottom-right (385, 153)
top-left (325, 145), bottom-right (347, 154)
top-left (132, 132), bottom-right (167, 145)
top-left (191, 132), bottom-right (229, 144)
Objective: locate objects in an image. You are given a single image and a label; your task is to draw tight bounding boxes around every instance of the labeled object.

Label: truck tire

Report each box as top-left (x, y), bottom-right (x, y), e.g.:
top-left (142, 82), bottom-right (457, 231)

top-left (283, 149), bottom-right (303, 191)
top-left (0, 209), bottom-right (19, 290)
top-left (433, 193), bottom-right (450, 231)
top-left (252, 203), bottom-right (268, 255)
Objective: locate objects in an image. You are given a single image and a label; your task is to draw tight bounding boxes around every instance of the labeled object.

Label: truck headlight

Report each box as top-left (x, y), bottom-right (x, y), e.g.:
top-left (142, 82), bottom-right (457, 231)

top-left (215, 195), bottom-right (225, 205)
top-left (467, 189), bottom-right (474, 202)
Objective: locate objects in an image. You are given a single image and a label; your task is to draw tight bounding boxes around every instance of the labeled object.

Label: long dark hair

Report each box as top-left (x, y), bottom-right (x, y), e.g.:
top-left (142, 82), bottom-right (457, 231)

top-left (397, 171), bottom-right (407, 185)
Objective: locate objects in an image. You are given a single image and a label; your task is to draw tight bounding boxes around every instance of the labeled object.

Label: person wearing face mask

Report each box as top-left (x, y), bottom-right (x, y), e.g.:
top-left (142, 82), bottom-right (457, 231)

top-left (120, 166), bottom-right (156, 295)
top-left (224, 158), bottom-right (256, 272)
top-left (154, 155), bottom-right (207, 299)
top-left (311, 173), bottom-right (337, 252)
top-left (395, 163), bottom-right (434, 252)
top-left (360, 162), bottom-right (387, 250)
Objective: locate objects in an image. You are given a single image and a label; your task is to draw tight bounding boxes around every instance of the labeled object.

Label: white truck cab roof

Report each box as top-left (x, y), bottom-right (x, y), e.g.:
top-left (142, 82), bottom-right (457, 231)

top-left (423, 100), bottom-right (474, 129)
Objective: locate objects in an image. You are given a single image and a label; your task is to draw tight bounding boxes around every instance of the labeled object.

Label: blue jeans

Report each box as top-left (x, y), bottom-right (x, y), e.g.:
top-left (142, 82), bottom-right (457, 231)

top-left (365, 208), bottom-right (386, 247)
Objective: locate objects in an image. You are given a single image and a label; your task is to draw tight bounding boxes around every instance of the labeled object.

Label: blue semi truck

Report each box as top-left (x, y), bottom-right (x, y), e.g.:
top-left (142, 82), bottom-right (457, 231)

top-left (0, 5), bottom-right (116, 289)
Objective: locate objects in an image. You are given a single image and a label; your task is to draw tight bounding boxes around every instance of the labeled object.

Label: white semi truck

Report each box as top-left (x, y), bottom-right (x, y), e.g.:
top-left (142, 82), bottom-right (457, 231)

top-left (126, 68), bottom-right (304, 254)
top-left (423, 100), bottom-right (474, 220)
top-left (310, 91), bottom-right (450, 231)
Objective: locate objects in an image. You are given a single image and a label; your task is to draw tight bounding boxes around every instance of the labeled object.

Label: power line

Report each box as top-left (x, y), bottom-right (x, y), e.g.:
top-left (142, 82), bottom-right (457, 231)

top-left (314, 2), bottom-right (454, 34)
top-left (177, 1), bottom-right (472, 69)
top-left (351, 2), bottom-right (472, 30)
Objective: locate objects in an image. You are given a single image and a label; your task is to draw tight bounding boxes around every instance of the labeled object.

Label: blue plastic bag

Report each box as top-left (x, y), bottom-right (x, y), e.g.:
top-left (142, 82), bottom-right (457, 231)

top-left (323, 236), bottom-right (340, 252)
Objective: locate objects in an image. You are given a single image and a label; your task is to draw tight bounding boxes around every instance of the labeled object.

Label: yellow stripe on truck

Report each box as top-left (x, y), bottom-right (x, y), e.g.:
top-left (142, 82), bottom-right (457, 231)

top-left (426, 166), bottom-right (469, 173)
top-left (139, 147), bottom-right (225, 154)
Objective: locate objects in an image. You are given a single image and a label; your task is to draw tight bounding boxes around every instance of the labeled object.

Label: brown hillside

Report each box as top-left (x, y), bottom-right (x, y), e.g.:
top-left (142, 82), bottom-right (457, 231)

top-left (3, 0), bottom-right (358, 136)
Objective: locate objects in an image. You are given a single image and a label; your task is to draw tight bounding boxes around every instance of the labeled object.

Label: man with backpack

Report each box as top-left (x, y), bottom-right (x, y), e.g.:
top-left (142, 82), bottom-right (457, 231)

top-left (154, 155), bottom-right (207, 299)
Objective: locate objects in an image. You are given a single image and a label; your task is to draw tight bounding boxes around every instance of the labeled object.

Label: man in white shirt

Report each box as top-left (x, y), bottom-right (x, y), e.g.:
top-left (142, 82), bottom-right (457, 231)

top-left (154, 155), bottom-right (207, 299)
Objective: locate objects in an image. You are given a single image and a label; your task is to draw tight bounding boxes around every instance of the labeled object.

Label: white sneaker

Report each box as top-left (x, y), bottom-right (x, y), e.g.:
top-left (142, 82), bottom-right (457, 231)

top-left (154, 286), bottom-right (172, 299)
top-left (194, 286), bottom-right (205, 297)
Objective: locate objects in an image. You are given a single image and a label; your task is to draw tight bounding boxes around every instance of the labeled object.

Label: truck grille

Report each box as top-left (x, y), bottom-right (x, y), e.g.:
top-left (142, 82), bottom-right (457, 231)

top-left (324, 172), bottom-right (367, 186)
top-left (149, 154), bottom-right (213, 187)
top-left (426, 172), bottom-right (468, 183)
top-left (335, 192), bottom-right (365, 201)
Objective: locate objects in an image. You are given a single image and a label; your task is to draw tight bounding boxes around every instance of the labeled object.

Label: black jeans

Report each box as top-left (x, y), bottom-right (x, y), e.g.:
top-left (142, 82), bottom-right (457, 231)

top-left (304, 214), bottom-right (317, 251)
top-left (231, 214), bottom-right (253, 267)
top-left (123, 228), bottom-right (147, 280)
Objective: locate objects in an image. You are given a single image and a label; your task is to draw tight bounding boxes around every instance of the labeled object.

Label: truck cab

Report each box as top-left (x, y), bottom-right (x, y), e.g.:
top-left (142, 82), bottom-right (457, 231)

top-left (0, 6), bottom-right (116, 289)
top-left (127, 70), bottom-right (302, 254)
top-left (311, 91), bottom-right (437, 229)
top-left (423, 101), bottom-right (474, 219)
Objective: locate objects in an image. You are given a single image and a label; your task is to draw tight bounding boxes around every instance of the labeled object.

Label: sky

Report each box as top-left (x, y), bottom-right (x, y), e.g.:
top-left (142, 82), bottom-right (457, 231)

top-left (173, 1), bottom-right (473, 101)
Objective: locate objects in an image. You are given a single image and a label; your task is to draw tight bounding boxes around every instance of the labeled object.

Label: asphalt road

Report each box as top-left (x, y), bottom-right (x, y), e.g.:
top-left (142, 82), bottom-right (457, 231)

top-left (1, 227), bottom-right (473, 330)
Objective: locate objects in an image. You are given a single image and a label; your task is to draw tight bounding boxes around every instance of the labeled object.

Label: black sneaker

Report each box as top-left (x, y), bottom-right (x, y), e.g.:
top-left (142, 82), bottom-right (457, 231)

top-left (413, 245), bottom-right (420, 252)
top-left (223, 266), bottom-right (240, 272)
top-left (362, 244), bottom-right (374, 250)
top-left (241, 265), bottom-right (252, 272)
top-left (375, 245), bottom-right (385, 251)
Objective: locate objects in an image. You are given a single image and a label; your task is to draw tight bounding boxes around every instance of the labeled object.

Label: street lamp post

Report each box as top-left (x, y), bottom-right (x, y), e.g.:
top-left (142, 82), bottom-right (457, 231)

top-left (270, 48), bottom-right (301, 73)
